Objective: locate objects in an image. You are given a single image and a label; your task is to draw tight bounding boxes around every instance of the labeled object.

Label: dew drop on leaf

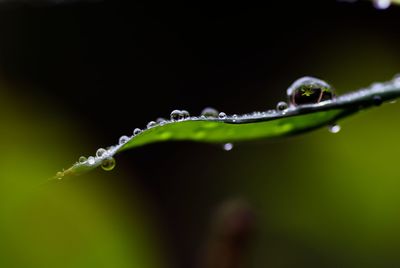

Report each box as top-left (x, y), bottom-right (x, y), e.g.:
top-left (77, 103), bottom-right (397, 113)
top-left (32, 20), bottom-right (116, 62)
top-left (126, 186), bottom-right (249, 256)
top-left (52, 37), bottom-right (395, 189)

top-left (219, 112), bottom-right (227, 119)
top-left (88, 156), bottom-right (95, 165)
top-left (96, 148), bottom-right (107, 158)
top-left (56, 171), bottom-right (63, 179)
top-left (78, 156), bottom-right (87, 163)
top-left (119, 135), bottom-right (129, 145)
top-left (223, 143), bottom-right (234, 151)
top-left (133, 128), bottom-right (142, 136)
top-left (170, 110), bottom-right (182, 121)
top-left (328, 124), bottom-right (341, 134)
top-left (287, 77), bottom-right (335, 106)
top-left (147, 121), bottom-right (157, 129)
top-left (201, 107), bottom-right (219, 118)
top-left (276, 101), bottom-right (288, 111)
top-left (101, 157), bottom-right (116, 171)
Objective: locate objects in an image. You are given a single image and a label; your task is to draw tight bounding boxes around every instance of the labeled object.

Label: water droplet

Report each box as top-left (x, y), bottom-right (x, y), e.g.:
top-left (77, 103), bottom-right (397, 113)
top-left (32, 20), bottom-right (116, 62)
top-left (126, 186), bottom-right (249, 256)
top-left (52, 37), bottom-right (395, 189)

top-left (147, 121), bottom-right (157, 129)
top-left (170, 110), bottom-right (183, 121)
top-left (328, 124), bottom-right (341, 134)
top-left (232, 114), bottom-right (238, 122)
top-left (223, 143), bottom-right (234, 151)
top-left (181, 110), bottom-right (190, 119)
top-left (276, 101), bottom-right (288, 111)
top-left (119, 135), bottom-right (129, 145)
top-left (287, 76), bottom-right (335, 106)
top-left (201, 107), bottom-right (219, 118)
top-left (156, 117), bottom-right (167, 125)
top-left (133, 128), bottom-right (142, 136)
top-left (373, 95), bottom-right (383, 106)
top-left (96, 148), bottom-right (107, 158)
top-left (78, 156), bottom-right (87, 164)
top-left (101, 157), bottom-right (116, 171)
top-left (219, 112), bottom-right (227, 119)
top-left (88, 156), bottom-right (95, 165)
top-left (373, 0), bottom-right (391, 9)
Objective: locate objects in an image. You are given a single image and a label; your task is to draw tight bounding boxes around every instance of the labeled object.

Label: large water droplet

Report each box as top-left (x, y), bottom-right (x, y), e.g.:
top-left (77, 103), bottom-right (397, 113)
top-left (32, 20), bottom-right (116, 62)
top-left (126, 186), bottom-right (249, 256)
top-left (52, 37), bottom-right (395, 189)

top-left (328, 124), bottom-right (341, 134)
top-left (232, 114), bottom-right (238, 122)
top-left (101, 157), bottom-right (116, 171)
top-left (78, 156), bottom-right (87, 164)
top-left (223, 143), bottom-right (234, 151)
top-left (276, 101), bottom-right (288, 111)
top-left (219, 112), bottom-right (227, 119)
top-left (119, 135), bottom-right (129, 145)
top-left (201, 107), bottom-right (219, 118)
top-left (133, 128), bottom-right (142, 136)
top-left (96, 148), bottom-right (107, 158)
top-left (147, 121), bottom-right (157, 129)
top-left (88, 156), bottom-right (95, 165)
top-left (170, 110), bottom-right (183, 121)
top-left (287, 77), bottom-right (335, 106)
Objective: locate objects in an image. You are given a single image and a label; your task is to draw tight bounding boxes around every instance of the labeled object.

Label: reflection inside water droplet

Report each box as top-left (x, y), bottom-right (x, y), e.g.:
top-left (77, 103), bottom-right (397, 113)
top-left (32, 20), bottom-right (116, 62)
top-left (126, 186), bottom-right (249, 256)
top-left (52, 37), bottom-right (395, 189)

top-left (223, 143), bottom-right (234, 151)
top-left (328, 124), bottom-right (341, 134)
top-left (101, 157), bottom-right (116, 171)
top-left (287, 76), bottom-right (335, 106)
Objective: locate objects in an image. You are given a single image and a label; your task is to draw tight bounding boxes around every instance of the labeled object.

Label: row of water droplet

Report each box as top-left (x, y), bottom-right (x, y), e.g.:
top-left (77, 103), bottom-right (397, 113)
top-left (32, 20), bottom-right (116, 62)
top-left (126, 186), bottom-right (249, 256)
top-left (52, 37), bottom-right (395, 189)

top-left (60, 74), bottom-right (400, 179)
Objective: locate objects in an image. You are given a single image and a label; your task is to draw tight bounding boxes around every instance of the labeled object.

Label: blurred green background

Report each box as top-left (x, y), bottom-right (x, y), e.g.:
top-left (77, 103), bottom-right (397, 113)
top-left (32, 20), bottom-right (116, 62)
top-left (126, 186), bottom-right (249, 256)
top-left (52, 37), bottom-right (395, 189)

top-left (1, 1), bottom-right (400, 267)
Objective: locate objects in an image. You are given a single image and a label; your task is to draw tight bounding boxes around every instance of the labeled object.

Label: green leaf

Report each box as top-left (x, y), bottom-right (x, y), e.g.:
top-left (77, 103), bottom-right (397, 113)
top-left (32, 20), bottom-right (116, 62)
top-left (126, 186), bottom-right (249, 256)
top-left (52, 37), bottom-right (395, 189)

top-left (56, 76), bottom-right (400, 179)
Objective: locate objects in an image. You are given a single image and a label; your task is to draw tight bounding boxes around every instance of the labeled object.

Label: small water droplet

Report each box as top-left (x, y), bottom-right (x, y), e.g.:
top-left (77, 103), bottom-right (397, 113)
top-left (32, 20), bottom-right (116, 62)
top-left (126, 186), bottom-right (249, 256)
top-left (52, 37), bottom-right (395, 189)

top-left (88, 156), bottom-right (95, 165)
top-left (78, 156), bottom-right (87, 164)
top-left (201, 107), bottom-right (219, 118)
top-left (170, 110), bottom-right (183, 121)
top-left (328, 124), bottom-right (341, 134)
top-left (96, 148), bottom-right (107, 158)
top-left (232, 114), bottom-right (238, 122)
top-left (287, 76), bottom-right (335, 106)
top-left (119, 135), bottom-right (129, 145)
top-left (223, 143), bottom-right (234, 151)
top-left (147, 121), bottom-right (157, 129)
top-left (133, 128), bottom-right (142, 136)
top-left (181, 110), bottom-right (190, 119)
top-left (276, 101), bottom-right (288, 111)
top-left (373, 0), bottom-right (391, 9)
top-left (156, 117), bottom-right (167, 125)
top-left (101, 157), bottom-right (116, 171)
top-left (373, 95), bottom-right (383, 106)
top-left (219, 112), bottom-right (227, 119)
